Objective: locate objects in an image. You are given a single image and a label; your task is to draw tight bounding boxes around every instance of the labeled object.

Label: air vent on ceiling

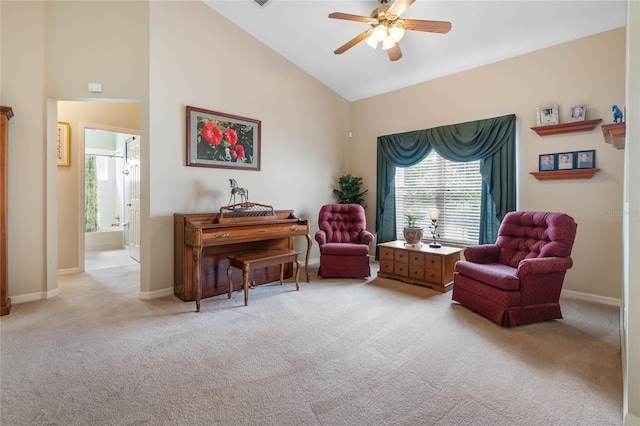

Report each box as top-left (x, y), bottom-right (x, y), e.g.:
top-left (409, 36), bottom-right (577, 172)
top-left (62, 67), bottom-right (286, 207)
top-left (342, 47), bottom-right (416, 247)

top-left (254, 0), bottom-right (269, 6)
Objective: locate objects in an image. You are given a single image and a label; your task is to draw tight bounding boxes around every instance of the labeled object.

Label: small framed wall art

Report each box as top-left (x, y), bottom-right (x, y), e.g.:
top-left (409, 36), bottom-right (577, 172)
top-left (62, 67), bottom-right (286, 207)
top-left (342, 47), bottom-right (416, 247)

top-left (536, 104), bottom-right (559, 126)
top-left (576, 150), bottom-right (596, 169)
top-left (557, 152), bottom-right (574, 170)
top-left (539, 153), bottom-right (556, 171)
top-left (186, 106), bottom-right (261, 171)
top-left (570, 104), bottom-right (586, 122)
top-left (57, 121), bottom-right (71, 167)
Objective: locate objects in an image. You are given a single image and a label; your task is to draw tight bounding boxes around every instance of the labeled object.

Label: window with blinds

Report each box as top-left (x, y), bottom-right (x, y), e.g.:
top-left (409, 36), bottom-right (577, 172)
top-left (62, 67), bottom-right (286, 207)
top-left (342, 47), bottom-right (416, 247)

top-left (395, 150), bottom-right (482, 245)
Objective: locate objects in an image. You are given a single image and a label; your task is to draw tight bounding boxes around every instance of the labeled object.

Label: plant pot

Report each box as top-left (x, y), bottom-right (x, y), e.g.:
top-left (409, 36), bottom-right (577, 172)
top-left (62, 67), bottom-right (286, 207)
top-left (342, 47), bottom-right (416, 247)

top-left (403, 227), bottom-right (424, 245)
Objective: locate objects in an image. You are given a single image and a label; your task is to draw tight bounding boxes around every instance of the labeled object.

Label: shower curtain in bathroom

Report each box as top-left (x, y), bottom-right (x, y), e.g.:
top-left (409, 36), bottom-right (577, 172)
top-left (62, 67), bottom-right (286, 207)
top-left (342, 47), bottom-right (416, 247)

top-left (85, 155), bottom-right (98, 232)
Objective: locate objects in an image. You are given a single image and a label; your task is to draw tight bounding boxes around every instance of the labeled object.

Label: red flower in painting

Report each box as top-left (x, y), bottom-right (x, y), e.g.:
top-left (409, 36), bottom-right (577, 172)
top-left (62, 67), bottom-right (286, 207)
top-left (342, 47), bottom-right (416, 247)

top-left (201, 121), bottom-right (222, 146)
top-left (231, 144), bottom-right (245, 161)
top-left (224, 128), bottom-right (238, 146)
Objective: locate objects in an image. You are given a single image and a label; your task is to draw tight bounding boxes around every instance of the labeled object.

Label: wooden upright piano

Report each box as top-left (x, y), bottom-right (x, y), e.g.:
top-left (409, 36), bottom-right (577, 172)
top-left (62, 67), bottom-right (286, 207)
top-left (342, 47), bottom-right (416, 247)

top-left (174, 204), bottom-right (311, 307)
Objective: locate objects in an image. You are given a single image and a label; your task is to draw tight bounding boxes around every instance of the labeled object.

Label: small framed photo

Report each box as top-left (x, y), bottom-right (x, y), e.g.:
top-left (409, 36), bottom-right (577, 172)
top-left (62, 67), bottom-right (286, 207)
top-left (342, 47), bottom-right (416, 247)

top-left (570, 104), bottom-right (586, 122)
top-left (536, 104), bottom-right (559, 126)
top-left (57, 122), bottom-right (71, 167)
top-left (557, 152), bottom-right (575, 170)
top-left (576, 150), bottom-right (596, 169)
top-left (539, 153), bottom-right (556, 171)
top-left (186, 106), bottom-right (261, 171)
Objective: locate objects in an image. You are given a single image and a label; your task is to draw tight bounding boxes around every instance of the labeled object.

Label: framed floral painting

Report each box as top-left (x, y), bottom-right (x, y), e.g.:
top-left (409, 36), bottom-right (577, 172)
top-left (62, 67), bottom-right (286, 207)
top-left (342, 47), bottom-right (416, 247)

top-left (186, 106), bottom-right (261, 171)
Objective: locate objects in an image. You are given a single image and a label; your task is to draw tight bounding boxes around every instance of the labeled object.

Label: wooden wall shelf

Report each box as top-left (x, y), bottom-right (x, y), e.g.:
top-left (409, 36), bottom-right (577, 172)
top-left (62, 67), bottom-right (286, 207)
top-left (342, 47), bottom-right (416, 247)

top-left (530, 168), bottom-right (600, 180)
top-left (601, 122), bottom-right (625, 149)
top-left (531, 118), bottom-right (602, 136)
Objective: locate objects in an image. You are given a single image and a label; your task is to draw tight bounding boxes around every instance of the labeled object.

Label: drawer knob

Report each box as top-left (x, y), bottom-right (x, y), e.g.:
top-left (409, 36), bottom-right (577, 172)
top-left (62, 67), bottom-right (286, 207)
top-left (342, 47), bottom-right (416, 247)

top-left (214, 232), bottom-right (229, 238)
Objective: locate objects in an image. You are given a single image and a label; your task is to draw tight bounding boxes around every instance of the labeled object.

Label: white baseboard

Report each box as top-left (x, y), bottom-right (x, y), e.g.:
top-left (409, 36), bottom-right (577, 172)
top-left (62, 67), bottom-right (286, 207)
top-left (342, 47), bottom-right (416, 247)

top-left (10, 288), bottom-right (60, 305)
top-left (139, 287), bottom-right (174, 300)
top-left (58, 267), bottom-right (81, 275)
top-left (625, 413), bottom-right (640, 426)
top-left (561, 289), bottom-right (621, 307)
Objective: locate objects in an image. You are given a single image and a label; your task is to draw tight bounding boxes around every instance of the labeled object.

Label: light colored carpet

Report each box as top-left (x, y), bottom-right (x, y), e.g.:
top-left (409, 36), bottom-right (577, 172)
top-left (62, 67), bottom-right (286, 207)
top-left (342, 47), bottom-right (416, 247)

top-left (1, 263), bottom-right (622, 425)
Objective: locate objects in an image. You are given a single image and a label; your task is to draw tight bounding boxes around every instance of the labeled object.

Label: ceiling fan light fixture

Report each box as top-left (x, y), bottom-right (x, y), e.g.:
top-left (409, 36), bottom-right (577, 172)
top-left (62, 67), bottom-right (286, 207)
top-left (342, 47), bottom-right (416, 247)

top-left (365, 33), bottom-right (379, 49)
top-left (389, 24), bottom-right (405, 43)
top-left (382, 35), bottom-right (396, 50)
top-left (372, 24), bottom-right (388, 41)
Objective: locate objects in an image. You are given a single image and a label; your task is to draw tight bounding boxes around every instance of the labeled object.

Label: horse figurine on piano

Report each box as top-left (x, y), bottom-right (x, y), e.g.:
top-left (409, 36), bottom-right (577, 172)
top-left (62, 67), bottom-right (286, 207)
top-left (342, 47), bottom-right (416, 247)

top-left (228, 179), bottom-right (249, 205)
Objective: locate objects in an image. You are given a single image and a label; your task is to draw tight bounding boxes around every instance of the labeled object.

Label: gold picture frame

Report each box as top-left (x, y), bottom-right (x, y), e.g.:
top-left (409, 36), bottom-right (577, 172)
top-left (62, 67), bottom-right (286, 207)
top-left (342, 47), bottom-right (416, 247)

top-left (57, 122), bottom-right (70, 166)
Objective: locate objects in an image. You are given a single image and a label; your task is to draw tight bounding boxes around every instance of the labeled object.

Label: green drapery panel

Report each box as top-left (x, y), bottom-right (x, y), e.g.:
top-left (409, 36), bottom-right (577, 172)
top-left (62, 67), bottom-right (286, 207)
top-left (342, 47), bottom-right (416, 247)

top-left (85, 155), bottom-right (98, 232)
top-left (376, 114), bottom-right (516, 257)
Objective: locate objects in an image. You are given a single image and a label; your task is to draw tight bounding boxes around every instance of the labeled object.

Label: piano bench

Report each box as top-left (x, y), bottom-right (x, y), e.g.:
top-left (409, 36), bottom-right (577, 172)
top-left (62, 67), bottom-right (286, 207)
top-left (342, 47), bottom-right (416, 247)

top-left (226, 250), bottom-right (301, 306)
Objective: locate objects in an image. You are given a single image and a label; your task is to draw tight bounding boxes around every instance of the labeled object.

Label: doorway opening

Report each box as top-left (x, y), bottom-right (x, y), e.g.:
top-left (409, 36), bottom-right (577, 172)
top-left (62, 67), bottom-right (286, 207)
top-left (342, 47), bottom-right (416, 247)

top-left (83, 127), bottom-right (139, 271)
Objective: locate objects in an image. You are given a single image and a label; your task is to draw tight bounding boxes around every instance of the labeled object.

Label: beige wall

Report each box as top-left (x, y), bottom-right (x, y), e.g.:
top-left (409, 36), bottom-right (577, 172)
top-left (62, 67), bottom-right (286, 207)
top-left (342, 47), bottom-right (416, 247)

top-left (145, 1), bottom-right (350, 294)
top-left (350, 28), bottom-right (626, 300)
top-left (57, 102), bottom-right (141, 271)
top-left (2, 1), bottom-right (48, 297)
top-left (1, 0), bottom-right (149, 299)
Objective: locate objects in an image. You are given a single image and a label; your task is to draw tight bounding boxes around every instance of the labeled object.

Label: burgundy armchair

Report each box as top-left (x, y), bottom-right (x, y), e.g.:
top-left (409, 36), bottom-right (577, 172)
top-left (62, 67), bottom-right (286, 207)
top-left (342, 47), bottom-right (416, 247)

top-left (452, 211), bottom-right (577, 327)
top-left (315, 204), bottom-right (374, 278)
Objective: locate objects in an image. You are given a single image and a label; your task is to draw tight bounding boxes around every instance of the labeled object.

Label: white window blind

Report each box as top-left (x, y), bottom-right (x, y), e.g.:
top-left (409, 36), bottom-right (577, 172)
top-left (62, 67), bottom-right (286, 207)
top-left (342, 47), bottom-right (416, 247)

top-left (395, 151), bottom-right (482, 245)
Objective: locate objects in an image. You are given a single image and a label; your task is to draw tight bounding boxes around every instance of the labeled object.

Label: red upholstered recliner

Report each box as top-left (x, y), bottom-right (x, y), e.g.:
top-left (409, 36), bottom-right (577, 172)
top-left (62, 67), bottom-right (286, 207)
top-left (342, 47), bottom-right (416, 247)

top-left (452, 211), bottom-right (577, 327)
top-left (315, 204), bottom-right (374, 278)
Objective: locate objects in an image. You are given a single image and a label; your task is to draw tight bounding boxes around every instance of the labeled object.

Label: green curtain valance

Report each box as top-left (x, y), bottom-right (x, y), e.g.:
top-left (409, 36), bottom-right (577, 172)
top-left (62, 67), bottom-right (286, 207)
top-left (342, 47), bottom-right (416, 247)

top-left (375, 114), bottom-right (516, 256)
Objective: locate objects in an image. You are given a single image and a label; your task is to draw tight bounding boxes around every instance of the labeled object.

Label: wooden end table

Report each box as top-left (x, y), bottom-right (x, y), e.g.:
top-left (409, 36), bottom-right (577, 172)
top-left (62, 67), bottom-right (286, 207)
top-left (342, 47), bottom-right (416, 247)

top-left (377, 241), bottom-right (462, 292)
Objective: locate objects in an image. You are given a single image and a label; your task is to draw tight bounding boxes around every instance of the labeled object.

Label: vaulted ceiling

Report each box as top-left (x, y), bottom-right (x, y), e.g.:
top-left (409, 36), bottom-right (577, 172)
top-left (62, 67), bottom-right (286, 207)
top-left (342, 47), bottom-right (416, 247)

top-left (204, 0), bottom-right (627, 102)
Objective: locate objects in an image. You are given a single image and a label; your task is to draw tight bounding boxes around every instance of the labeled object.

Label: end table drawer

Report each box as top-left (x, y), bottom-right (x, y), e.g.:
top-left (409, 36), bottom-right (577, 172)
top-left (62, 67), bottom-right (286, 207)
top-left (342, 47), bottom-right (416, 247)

top-left (425, 268), bottom-right (442, 282)
top-left (380, 260), bottom-right (394, 273)
top-left (394, 263), bottom-right (409, 277)
top-left (394, 250), bottom-right (409, 264)
top-left (425, 254), bottom-right (442, 268)
top-left (380, 247), bottom-right (394, 262)
top-left (409, 265), bottom-right (425, 280)
top-left (409, 252), bottom-right (424, 266)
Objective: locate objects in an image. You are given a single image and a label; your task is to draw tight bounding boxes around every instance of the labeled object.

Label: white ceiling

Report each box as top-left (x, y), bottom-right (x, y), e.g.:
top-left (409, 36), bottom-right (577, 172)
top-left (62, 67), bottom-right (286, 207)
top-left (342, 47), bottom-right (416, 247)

top-left (203, 0), bottom-right (627, 102)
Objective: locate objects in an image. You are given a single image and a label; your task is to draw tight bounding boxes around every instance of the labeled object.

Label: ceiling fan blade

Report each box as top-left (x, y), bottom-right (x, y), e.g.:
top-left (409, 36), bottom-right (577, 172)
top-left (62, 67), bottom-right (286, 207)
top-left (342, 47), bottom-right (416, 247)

top-left (387, 44), bottom-right (402, 61)
top-left (328, 12), bottom-right (373, 23)
top-left (387, 0), bottom-right (415, 18)
top-left (334, 30), bottom-right (371, 55)
top-left (403, 19), bottom-right (452, 34)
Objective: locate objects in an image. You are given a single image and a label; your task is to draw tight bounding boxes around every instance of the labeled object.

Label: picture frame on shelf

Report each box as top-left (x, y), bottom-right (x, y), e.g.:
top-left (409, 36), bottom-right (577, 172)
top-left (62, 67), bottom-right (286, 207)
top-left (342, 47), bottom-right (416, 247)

top-left (186, 106), bottom-right (261, 171)
top-left (57, 122), bottom-right (70, 167)
top-left (557, 152), bottom-right (575, 170)
top-left (539, 153), bottom-right (556, 171)
top-left (536, 104), bottom-right (559, 126)
top-left (570, 104), bottom-right (586, 122)
top-left (576, 150), bottom-right (596, 169)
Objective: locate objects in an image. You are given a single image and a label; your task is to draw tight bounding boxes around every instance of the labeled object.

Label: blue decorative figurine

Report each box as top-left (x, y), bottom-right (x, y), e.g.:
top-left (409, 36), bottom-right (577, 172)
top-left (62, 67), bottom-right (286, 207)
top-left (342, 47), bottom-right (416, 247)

top-left (612, 105), bottom-right (624, 123)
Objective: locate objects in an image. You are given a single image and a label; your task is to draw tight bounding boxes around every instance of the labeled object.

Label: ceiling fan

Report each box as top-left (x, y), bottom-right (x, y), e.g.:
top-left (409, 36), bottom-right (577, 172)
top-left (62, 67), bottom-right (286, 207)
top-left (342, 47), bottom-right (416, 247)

top-left (329, 0), bottom-right (451, 61)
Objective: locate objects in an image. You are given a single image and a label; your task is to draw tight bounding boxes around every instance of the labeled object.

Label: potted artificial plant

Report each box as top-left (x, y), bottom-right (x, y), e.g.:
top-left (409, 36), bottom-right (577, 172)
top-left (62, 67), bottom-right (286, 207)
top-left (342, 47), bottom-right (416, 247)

top-left (403, 214), bottom-right (424, 246)
top-left (333, 173), bottom-right (368, 207)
